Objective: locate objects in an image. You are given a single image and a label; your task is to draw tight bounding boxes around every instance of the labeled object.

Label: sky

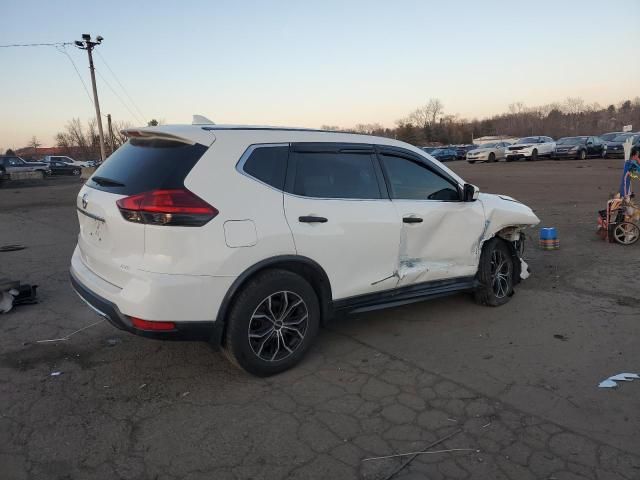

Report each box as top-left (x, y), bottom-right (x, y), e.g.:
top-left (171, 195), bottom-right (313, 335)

top-left (1, 0), bottom-right (639, 149)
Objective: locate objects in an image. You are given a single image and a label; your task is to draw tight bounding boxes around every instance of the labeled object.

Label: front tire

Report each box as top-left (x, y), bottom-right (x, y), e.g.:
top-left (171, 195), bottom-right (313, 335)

top-left (488, 152), bottom-right (496, 163)
top-left (474, 238), bottom-right (514, 306)
top-left (223, 269), bottom-right (320, 376)
top-left (530, 149), bottom-right (538, 161)
top-left (578, 150), bottom-right (586, 160)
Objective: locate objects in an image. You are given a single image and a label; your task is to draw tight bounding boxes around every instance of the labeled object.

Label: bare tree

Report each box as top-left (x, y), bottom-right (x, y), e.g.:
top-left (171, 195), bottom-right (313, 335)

top-left (28, 136), bottom-right (41, 158)
top-left (112, 120), bottom-right (133, 148)
top-left (55, 118), bottom-right (101, 160)
top-left (408, 98), bottom-right (444, 130)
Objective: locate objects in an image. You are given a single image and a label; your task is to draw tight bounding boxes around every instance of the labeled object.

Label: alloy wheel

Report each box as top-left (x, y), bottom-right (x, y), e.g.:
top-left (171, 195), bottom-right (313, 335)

top-left (248, 291), bottom-right (309, 362)
top-left (490, 250), bottom-right (511, 298)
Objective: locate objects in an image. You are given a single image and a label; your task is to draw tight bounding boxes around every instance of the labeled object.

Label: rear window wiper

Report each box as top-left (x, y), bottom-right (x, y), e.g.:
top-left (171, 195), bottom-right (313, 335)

top-left (91, 176), bottom-right (125, 187)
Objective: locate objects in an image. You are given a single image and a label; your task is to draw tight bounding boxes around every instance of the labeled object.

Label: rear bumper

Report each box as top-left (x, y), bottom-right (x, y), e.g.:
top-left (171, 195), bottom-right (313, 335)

top-left (70, 246), bottom-right (233, 345)
top-left (70, 269), bottom-right (224, 344)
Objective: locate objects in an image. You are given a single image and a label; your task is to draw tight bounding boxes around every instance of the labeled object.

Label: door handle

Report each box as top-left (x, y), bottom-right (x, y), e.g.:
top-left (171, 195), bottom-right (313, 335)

top-left (403, 216), bottom-right (423, 224)
top-left (299, 216), bottom-right (328, 223)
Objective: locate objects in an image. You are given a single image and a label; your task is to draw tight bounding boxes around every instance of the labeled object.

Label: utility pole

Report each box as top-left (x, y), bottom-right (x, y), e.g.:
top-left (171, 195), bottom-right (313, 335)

top-left (107, 114), bottom-right (115, 155)
top-left (75, 34), bottom-right (106, 162)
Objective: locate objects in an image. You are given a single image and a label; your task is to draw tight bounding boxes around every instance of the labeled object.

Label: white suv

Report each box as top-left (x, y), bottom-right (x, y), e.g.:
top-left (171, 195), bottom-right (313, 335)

top-left (505, 136), bottom-right (556, 161)
top-left (70, 124), bottom-right (539, 375)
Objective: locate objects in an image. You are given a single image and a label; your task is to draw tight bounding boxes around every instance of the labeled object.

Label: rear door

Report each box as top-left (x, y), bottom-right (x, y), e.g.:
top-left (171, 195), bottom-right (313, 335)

top-left (76, 138), bottom-right (210, 287)
top-left (377, 147), bottom-right (485, 286)
top-left (283, 143), bottom-right (401, 299)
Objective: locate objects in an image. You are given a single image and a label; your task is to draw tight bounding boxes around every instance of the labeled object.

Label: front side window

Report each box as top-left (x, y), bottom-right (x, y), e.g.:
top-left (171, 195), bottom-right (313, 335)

top-left (242, 145), bottom-right (288, 190)
top-left (292, 151), bottom-right (381, 199)
top-left (381, 154), bottom-right (460, 201)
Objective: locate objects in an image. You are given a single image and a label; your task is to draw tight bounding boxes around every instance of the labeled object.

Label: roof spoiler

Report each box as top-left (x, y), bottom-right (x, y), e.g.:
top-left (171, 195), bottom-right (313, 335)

top-left (121, 129), bottom-right (196, 145)
top-left (192, 115), bottom-right (215, 125)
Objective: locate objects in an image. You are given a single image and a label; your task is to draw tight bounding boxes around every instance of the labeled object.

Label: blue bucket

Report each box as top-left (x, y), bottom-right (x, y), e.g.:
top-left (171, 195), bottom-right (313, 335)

top-left (540, 227), bottom-right (557, 240)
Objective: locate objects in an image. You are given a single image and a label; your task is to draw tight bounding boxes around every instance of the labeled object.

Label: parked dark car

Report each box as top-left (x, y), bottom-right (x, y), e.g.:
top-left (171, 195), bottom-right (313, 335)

top-left (430, 148), bottom-right (458, 162)
top-left (454, 144), bottom-right (477, 160)
top-left (48, 160), bottom-right (82, 176)
top-left (553, 136), bottom-right (606, 160)
top-left (604, 133), bottom-right (640, 158)
top-left (421, 147), bottom-right (440, 154)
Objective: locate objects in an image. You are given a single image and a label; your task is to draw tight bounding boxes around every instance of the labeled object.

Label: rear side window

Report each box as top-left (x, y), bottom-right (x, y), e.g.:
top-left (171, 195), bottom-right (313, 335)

top-left (381, 154), bottom-right (460, 201)
top-left (292, 152), bottom-right (381, 199)
top-left (242, 145), bottom-right (288, 190)
top-left (87, 139), bottom-right (208, 195)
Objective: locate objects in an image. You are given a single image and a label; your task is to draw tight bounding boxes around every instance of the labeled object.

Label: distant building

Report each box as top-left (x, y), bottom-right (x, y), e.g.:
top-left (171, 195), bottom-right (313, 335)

top-left (14, 146), bottom-right (86, 160)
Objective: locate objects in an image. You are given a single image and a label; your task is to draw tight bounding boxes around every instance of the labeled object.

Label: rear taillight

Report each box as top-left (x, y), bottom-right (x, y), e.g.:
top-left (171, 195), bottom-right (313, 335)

top-left (116, 189), bottom-right (218, 227)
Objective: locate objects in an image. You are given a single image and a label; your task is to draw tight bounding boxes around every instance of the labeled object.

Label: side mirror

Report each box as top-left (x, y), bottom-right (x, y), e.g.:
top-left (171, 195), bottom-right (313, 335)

top-left (463, 183), bottom-right (479, 202)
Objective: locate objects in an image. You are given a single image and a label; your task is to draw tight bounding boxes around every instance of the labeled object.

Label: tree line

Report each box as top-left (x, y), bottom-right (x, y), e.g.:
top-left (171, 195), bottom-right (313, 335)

top-left (4, 98), bottom-right (638, 159)
top-left (323, 96), bottom-right (640, 146)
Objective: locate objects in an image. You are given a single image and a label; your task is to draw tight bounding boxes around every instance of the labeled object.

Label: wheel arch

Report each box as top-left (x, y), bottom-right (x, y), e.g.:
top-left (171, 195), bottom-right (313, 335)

top-left (215, 255), bottom-right (334, 344)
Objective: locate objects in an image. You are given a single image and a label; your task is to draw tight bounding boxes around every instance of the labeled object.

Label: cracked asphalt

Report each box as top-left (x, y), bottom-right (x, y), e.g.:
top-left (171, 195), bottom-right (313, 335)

top-left (1, 159), bottom-right (639, 480)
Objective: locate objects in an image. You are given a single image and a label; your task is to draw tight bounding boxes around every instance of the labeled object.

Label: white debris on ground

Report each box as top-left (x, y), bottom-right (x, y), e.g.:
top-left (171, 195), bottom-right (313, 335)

top-left (598, 372), bottom-right (640, 388)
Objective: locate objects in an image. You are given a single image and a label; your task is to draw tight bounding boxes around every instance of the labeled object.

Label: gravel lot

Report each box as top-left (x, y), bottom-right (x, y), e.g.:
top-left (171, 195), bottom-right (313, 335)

top-left (1, 159), bottom-right (639, 480)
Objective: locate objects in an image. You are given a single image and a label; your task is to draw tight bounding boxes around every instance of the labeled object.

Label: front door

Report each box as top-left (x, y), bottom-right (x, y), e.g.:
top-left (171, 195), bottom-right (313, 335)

top-left (377, 148), bottom-right (485, 286)
top-left (283, 143), bottom-right (402, 299)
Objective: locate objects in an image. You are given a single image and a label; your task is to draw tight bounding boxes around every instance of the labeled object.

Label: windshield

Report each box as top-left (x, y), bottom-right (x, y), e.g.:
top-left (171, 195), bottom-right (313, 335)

top-left (611, 134), bottom-right (634, 142)
top-left (477, 142), bottom-right (498, 149)
top-left (431, 149), bottom-right (444, 154)
top-left (557, 137), bottom-right (587, 145)
top-left (600, 133), bottom-right (621, 141)
top-left (517, 137), bottom-right (539, 144)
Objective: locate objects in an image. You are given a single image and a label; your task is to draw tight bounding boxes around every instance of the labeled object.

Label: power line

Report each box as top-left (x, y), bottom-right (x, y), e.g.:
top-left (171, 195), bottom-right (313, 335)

top-left (95, 51), bottom-right (146, 122)
top-left (94, 67), bottom-right (145, 124)
top-left (0, 41), bottom-right (74, 48)
top-left (55, 45), bottom-right (94, 108)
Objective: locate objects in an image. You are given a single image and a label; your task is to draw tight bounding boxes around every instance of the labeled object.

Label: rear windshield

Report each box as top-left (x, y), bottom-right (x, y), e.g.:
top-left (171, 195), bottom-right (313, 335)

top-left (86, 139), bottom-right (208, 195)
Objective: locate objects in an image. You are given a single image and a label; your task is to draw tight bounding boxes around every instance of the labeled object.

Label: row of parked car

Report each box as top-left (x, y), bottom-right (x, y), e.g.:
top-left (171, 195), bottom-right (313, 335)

top-left (421, 131), bottom-right (639, 164)
top-left (0, 155), bottom-right (97, 178)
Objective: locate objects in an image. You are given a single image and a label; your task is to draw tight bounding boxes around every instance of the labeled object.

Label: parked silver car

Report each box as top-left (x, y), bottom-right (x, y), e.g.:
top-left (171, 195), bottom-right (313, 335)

top-left (466, 142), bottom-right (512, 163)
top-left (0, 156), bottom-right (51, 176)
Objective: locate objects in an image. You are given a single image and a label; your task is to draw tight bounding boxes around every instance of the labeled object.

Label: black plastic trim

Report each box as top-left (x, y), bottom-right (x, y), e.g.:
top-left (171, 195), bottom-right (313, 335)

top-left (70, 270), bottom-right (221, 345)
top-left (333, 276), bottom-right (478, 314)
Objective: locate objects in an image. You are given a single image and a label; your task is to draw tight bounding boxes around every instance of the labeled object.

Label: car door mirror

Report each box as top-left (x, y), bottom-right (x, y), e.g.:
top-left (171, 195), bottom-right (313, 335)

top-left (463, 183), bottom-right (479, 202)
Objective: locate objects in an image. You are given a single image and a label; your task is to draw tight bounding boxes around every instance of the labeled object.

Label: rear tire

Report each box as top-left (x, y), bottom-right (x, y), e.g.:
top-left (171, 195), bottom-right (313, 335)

top-left (474, 238), bottom-right (514, 307)
top-left (72, 168), bottom-right (81, 176)
top-left (222, 269), bottom-right (320, 376)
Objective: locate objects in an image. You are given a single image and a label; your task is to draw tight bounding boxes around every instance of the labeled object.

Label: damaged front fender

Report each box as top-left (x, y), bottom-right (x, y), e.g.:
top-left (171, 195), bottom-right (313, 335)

top-left (475, 193), bottom-right (539, 280)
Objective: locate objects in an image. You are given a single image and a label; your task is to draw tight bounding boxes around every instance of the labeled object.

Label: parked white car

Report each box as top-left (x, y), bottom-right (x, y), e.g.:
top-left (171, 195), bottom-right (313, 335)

top-left (505, 136), bottom-right (555, 161)
top-left (70, 124), bottom-right (540, 375)
top-left (42, 155), bottom-right (91, 168)
top-left (466, 141), bottom-right (512, 163)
